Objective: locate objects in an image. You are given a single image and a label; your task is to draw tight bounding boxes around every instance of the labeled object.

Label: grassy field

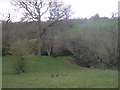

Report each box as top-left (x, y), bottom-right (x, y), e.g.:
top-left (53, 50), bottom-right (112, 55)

top-left (68, 19), bottom-right (117, 33)
top-left (3, 56), bottom-right (118, 88)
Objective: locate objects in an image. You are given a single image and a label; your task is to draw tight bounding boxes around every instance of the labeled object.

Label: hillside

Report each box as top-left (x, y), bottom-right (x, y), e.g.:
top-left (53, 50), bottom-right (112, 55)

top-left (55, 19), bottom-right (118, 63)
top-left (3, 56), bottom-right (118, 88)
top-left (57, 19), bottom-right (117, 37)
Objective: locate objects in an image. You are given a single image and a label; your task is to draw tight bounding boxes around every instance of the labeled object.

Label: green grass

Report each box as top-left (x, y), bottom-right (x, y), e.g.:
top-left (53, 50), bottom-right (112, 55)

top-left (57, 19), bottom-right (117, 37)
top-left (3, 56), bottom-right (118, 88)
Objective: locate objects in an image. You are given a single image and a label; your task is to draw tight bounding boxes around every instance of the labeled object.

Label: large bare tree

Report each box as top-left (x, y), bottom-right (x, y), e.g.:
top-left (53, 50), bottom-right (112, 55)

top-left (11, 0), bottom-right (72, 56)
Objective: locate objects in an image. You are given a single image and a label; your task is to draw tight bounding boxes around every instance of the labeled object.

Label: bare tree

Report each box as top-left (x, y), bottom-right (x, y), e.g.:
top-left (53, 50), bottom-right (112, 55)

top-left (11, 0), bottom-right (72, 56)
top-left (46, 28), bottom-right (54, 56)
top-left (65, 36), bottom-right (98, 67)
top-left (0, 13), bottom-right (12, 23)
top-left (2, 13), bottom-right (13, 55)
top-left (111, 12), bottom-right (118, 19)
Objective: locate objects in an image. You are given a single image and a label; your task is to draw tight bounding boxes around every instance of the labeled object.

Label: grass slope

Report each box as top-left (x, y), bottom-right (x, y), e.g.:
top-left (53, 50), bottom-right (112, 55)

top-left (56, 19), bottom-right (117, 38)
top-left (68, 19), bottom-right (117, 33)
top-left (3, 56), bottom-right (118, 88)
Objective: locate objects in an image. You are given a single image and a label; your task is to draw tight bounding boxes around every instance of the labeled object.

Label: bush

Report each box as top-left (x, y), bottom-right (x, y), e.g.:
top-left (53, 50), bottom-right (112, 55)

top-left (66, 37), bottom-right (98, 67)
top-left (10, 39), bottom-right (34, 74)
top-left (57, 48), bottom-right (73, 56)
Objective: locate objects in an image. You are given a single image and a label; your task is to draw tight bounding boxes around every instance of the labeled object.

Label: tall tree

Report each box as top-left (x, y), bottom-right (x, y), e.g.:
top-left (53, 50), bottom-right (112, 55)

top-left (11, 0), bottom-right (72, 56)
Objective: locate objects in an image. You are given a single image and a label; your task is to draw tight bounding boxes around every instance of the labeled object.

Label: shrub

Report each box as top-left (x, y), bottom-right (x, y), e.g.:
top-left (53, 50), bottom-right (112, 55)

top-left (10, 39), bottom-right (34, 74)
top-left (65, 37), bottom-right (98, 67)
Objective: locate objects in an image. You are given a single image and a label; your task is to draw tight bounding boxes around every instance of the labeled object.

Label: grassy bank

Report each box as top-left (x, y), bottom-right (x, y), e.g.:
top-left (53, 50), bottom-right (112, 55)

top-left (2, 56), bottom-right (118, 88)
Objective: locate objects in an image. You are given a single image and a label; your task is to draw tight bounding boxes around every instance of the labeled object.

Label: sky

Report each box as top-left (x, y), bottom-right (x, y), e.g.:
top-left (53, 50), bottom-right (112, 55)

top-left (63, 0), bottom-right (119, 18)
top-left (0, 0), bottom-right (119, 21)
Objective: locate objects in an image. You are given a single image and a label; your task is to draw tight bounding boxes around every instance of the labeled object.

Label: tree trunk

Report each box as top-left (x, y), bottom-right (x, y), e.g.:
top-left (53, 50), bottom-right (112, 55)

top-left (47, 49), bottom-right (51, 56)
top-left (50, 46), bottom-right (53, 56)
top-left (37, 36), bottom-right (41, 56)
top-left (50, 29), bottom-right (54, 56)
top-left (37, 15), bottom-right (42, 56)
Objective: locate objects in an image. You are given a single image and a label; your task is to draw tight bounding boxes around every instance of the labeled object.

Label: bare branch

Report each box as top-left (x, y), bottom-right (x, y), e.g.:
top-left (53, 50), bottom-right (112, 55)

top-left (41, 7), bottom-right (49, 17)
